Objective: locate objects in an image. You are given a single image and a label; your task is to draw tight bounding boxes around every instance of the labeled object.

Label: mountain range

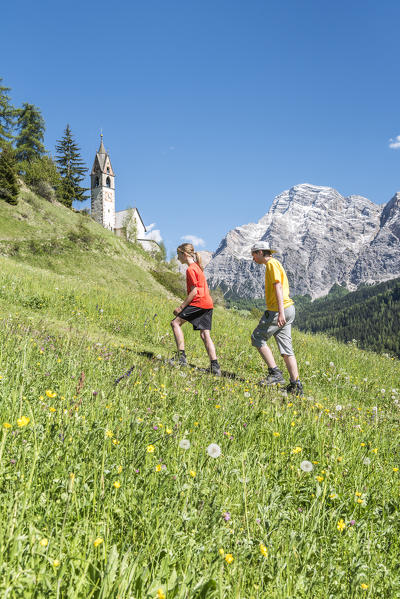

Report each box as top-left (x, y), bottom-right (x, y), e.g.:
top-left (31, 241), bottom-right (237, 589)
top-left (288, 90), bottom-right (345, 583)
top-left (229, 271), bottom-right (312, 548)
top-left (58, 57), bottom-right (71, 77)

top-left (204, 183), bottom-right (400, 298)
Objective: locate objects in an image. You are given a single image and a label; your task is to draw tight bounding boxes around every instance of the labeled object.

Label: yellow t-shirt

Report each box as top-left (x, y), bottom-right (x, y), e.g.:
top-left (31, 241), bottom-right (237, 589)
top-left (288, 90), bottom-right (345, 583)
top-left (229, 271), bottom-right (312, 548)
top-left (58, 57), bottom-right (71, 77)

top-left (264, 258), bottom-right (294, 311)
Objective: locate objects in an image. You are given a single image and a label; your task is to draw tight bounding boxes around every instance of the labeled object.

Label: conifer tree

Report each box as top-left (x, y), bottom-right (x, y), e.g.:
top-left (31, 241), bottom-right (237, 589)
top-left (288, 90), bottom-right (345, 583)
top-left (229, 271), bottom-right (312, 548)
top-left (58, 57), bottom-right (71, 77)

top-left (15, 103), bottom-right (45, 162)
top-left (55, 124), bottom-right (88, 208)
top-left (0, 78), bottom-right (16, 149)
top-left (0, 145), bottom-right (19, 205)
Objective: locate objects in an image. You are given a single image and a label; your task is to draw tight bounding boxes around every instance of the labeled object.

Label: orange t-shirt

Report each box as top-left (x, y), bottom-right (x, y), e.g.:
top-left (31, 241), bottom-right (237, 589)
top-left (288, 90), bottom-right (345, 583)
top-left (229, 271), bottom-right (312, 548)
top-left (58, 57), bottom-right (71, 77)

top-left (186, 262), bottom-right (214, 309)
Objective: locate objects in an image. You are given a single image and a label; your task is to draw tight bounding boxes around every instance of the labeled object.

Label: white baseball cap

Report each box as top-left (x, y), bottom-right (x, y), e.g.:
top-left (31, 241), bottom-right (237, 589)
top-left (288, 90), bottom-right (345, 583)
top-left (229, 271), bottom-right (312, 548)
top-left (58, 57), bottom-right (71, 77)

top-left (250, 241), bottom-right (276, 253)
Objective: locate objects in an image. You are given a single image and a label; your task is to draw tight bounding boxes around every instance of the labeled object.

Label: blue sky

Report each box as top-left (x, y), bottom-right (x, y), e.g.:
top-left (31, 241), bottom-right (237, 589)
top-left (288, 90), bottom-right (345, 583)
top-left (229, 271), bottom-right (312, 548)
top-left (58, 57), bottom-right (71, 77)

top-left (2, 0), bottom-right (400, 255)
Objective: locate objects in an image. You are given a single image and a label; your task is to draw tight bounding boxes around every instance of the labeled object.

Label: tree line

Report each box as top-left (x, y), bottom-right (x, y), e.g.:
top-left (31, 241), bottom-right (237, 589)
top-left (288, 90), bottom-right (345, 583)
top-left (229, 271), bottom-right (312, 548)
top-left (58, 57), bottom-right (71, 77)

top-left (0, 77), bottom-right (87, 207)
top-left (294, 279), bottom-right (400, 357)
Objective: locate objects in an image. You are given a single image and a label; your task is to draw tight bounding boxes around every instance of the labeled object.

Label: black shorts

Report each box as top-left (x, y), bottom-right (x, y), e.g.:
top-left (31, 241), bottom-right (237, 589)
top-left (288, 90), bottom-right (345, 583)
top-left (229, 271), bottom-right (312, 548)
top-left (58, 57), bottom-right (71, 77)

top-left (177, 306), bottom-right (213, 330)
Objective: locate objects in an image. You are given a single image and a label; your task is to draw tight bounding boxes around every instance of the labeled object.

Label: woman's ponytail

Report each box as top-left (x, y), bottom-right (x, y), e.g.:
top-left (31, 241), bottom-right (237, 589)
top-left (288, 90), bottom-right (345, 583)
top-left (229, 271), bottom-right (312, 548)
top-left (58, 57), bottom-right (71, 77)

top-left (194, 252), bottom-right (203, 271)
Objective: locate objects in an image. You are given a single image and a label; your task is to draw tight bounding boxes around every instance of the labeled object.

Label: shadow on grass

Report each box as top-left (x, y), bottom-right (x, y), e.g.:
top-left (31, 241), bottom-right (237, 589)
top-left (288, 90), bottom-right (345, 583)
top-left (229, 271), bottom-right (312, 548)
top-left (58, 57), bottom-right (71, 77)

top-left (137, 350), bottom-right (246, 381)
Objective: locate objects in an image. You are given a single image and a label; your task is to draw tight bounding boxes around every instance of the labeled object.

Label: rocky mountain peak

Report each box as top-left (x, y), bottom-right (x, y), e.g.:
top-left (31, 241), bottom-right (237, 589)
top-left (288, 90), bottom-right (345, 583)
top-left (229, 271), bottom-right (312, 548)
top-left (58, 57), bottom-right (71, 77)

top-left (205, 184), bottom-right (400, 299)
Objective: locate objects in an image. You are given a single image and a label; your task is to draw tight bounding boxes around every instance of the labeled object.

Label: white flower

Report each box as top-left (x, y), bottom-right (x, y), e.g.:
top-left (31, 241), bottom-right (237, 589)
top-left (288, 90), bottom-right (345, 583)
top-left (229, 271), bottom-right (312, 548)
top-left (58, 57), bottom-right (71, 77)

top-left (335, 405), bottom-right (342, 411)
top-left (363, 457), bottom-right (371, 466)
top-left (244, 392), bottom-right (250, 398)
top-left (381, 389), bottom-right (385, 394)
top-left (329, 362), bottom-right (335, 367)
top-left (172, 414), bottom-right (180, 423)
top-left (179, 439), bottom-right (190, 450)
top-left (207, 443), bottom-right (221, 458)
top-left (305, 361), bottom-right (310, 366)
top-left (300, 460), bottom-right (313, 472)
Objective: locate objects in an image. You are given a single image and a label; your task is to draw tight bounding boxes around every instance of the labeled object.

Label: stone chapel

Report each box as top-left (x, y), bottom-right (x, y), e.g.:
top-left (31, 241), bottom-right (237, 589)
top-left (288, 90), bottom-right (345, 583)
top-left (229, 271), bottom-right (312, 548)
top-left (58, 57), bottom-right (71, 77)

top-left (90, 135), bottom-right (147, 243)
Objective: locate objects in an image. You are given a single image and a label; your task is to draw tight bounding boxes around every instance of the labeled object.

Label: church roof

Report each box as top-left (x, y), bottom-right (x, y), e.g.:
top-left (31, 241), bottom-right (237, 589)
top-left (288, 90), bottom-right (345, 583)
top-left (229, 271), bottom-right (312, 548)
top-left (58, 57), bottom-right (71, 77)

top-left (91, 134), bottom-right (114, 175)
top-left (115, 208), bottom-right (146, 231)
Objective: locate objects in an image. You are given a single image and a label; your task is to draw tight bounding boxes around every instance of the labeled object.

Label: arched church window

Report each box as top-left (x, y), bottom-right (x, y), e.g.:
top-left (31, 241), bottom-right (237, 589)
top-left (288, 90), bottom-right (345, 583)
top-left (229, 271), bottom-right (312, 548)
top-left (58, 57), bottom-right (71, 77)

top-left (107, 167), bottom-right (110, 173)
top-left (106, 177), bottom-right (111, 187)
top-left (95, 176), bottom-right (99, 187)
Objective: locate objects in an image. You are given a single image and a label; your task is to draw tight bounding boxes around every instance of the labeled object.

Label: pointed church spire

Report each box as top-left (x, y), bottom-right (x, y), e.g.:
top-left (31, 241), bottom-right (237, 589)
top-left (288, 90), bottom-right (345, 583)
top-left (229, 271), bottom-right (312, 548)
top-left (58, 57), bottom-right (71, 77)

top-left (98, 131), bottom-right (106, 155)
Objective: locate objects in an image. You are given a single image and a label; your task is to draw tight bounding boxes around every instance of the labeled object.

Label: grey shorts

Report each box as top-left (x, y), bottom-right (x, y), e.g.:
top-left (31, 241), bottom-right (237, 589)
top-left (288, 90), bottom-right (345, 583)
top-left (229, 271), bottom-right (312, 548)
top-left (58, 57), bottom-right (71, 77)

top-left (251, 304), bottom-right (295, 356)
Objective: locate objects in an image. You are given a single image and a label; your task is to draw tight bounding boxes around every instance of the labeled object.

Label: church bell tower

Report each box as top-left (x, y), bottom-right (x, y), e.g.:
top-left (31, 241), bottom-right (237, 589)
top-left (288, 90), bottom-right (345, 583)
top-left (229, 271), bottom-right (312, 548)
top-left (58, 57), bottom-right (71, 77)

top-left (90, 134), bottom-right (115, 230)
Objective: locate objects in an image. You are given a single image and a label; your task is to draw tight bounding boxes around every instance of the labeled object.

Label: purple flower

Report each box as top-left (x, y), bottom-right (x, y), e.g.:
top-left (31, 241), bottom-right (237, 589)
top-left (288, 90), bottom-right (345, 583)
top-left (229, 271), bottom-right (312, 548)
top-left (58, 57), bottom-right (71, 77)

top-left (243, 423), bottom-right (247, 427)
top-left (298, 507), bottom-right (303, 512)
top-left (153, 426), bottom-right (158, 430)
top-left (10, 459), bottom-right (16, 465)
top-left (350, 519), bottom-right (356, 526)
top-left (135, 469), bottom-right (139, 473)
top-left (256, 518), bottom-right (261, 524)
top-left (92, 391), bottom-right (98, 396)
top-left (223, 511), bottom-right (231, 521)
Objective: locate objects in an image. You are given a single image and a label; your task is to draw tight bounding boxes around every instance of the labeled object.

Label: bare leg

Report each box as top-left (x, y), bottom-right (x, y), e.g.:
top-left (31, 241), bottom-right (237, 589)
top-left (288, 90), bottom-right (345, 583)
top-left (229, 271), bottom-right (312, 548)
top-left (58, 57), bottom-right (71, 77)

top-left (200, 330), bottom-right (217, 361)
top-left (171, 317), bottom-right (186, 351)
top-left (257, 344), bottom-right (277, 369)
top-left (282, 354), bottom-right (299, 381)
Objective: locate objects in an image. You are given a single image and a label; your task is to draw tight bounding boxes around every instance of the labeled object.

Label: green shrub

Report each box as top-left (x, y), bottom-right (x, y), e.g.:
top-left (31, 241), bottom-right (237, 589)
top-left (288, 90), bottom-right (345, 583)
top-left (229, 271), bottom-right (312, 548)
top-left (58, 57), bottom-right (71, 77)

top-left (150, 268), bottom-right (186, 299)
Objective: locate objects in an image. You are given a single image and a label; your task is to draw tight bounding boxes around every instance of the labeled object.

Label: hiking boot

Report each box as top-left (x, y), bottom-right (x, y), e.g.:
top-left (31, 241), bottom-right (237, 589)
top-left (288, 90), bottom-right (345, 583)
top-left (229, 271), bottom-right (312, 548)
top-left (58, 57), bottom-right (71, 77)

top-left (210, 361), bottom-right (222, 377)
top-left (259, 367), bottom-right (285, 387)
top-left (168, 352), bottom-right (188, 367)
top-left (286, 380), bottom-right (304, 397)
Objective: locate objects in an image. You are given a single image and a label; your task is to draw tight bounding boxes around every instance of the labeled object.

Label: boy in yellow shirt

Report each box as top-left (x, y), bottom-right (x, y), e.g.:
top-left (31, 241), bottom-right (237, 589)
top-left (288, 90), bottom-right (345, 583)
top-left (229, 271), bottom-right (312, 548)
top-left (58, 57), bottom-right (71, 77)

top-left (250, 241), bottom-right (303, 396)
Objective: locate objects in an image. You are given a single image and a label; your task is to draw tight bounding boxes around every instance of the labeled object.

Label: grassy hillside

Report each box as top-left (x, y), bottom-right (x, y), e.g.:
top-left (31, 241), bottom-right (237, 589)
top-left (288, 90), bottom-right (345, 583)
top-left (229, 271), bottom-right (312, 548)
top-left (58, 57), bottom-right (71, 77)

top-left (0, 191), bottom-right (399, 598)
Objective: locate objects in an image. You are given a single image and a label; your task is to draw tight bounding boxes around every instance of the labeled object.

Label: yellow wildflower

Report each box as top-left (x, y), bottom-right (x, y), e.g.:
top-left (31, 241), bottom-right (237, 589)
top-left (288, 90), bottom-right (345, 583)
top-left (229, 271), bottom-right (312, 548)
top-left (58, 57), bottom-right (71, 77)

top-left (112, 439), bottom-right (119, 445)
top-left (355, 492), bottom-right (362, 497)
top-left (46, 390), bottom-right (57, 398)
top-left (337, 519), bottom-right (346, 532)
top-left (225, 553), bottom-right (234, 564)
top-left (361, 584), bottom-right (368, 590)
top-left (155, 464), bottom-right (162, 472)
top-left (329, 493), bottom-right (337, 499)
top-left (17, 416), bottom-right (30, 427)
top-left (316, 476), bottom-right (324, 483)
top-left (39, 538), bottom-right (48, 547)
top-left (219, 548), bottom-right (225, 556)
top-left (105, 430), bottom-right (113, 438)
top-left (273, 432), bottom-right (280, 437)
top-left (360, 442), bottom-right (366, 447)
top-left (49, 407), bottom-right (56, 413)
top-left (117, 465), bottom-right (123, 474)
top-left (292, 447), bottom-right (302, 454)
top-left (93, 537), bottom-right (104, 547)
top-left (393, 467), bottom-right (399, 472)
top-left (259, 543), bottom-right (268, 557)
top-left (371, 448), bottom-right (378, 453)
top-left (147, 445), bottom-right (155, 453)
top-left (53, 559), bottom-right (60, 567)
top-left (157, 589), bottom-right (166, 599)
top-left (113, 480), bottom-right (121, 489)
top-left (3, 422), bottom-right (11, 429)
top-left (189, 470), bottom-right (196, 478)
top-left (166, 428), bottom-right (172, 434)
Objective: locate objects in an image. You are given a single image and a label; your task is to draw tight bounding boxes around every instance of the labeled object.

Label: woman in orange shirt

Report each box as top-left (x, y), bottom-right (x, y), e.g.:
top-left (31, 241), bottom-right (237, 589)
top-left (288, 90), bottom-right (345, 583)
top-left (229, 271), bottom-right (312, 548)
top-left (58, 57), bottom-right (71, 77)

top-left (170, 243), bottom-right (221, 376)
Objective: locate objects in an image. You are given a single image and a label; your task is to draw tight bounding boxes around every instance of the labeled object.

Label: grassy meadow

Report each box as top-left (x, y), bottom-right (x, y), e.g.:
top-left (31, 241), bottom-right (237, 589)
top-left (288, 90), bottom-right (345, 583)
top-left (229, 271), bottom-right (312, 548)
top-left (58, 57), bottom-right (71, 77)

top-left (0, 191), bottom-right (399, 598)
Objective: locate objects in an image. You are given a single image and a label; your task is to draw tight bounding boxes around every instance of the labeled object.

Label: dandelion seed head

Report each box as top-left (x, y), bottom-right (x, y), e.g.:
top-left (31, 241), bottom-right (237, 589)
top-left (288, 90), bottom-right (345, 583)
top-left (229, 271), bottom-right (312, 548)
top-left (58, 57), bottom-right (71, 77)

top-left (207, 443), bottom-right (221, 458)
top-left (300, 460), bottom-right (313, 472)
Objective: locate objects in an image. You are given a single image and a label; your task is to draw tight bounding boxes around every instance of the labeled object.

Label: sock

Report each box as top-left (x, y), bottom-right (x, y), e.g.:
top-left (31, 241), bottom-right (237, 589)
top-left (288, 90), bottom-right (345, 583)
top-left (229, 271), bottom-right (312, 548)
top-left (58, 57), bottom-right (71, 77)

top-left (211, 359), bottom-right (219, 365)
top-left (179, 349), bottom-right (186, 357)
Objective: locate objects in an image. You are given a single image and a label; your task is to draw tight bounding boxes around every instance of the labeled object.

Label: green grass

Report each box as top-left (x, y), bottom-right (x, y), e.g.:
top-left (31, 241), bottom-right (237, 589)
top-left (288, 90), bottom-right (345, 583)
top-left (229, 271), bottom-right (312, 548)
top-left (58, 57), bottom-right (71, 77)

top-left (0, 190), bottom-right (399, 598)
